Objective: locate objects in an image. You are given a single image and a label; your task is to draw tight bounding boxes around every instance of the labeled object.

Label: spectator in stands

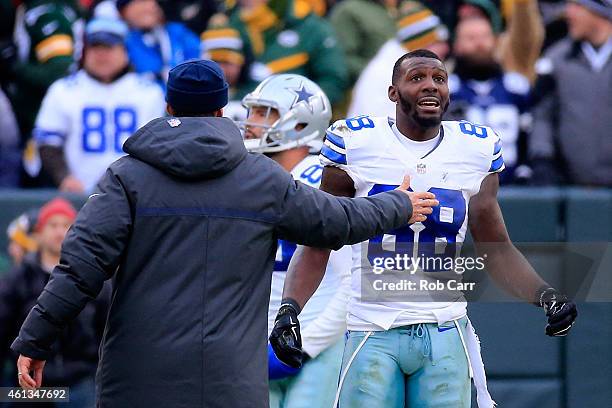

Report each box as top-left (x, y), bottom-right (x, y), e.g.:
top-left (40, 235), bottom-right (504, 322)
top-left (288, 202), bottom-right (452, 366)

top-left (0, 198), bottom-right (110, 408)
top-left (0, 89), bottom-right (21, 187)
top-left (5, 209), bottom-right (39, 268)
top-left (538, 0), bottom-right (571, 51)
top-left (157, 0), bottom-right (218, 35)
top-left (201, 0), bottom-right (348, 105)
top-left (0, 0), bottom-right (81, 145)
top-left (418, 0), bottom-right (502, 40)
top-left (530, 0), bottom-right (611, 186)
top-left (445, 0), bottom-right (543, 184)
top-left (93, 0), bottom-right (122, 19)
top-left (457, 0), bottom-right (503, 33)
top-left (34, 18), bottom-right (165, 194)
top-left (201, 13), bottom-right (248, 121)
top-left (328, 0), bottom-right (398, 85)
top-left (348, 2), bottom-right (449, 118)
top-left (117, 0), bottom-right (201, 86)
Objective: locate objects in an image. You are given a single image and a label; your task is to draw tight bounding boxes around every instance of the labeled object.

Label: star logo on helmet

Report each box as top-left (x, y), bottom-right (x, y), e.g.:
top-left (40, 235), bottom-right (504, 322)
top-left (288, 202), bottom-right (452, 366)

top-left (291, 85), bottom-right (314, 110)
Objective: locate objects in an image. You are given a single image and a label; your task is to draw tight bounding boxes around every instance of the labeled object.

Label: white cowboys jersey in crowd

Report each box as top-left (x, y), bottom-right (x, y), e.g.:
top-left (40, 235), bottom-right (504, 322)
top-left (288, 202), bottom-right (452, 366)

top-left (268, 154), bottom-right (353, 358)
top-left (447, 72), bottom-right (530, 172)
top-left (319, 115), bottom-right (504, 331)
top-left (34, 70), bottom-right (165, 192)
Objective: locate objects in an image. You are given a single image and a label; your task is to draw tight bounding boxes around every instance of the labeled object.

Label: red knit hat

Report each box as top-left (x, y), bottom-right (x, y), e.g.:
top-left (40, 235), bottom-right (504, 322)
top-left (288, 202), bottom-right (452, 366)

top-left (36, 198), bottom-right (77, 231)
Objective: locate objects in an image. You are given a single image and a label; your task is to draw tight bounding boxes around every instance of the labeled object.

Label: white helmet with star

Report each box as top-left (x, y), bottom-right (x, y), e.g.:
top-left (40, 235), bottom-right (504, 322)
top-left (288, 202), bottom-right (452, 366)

top-left (240, 74), bottom-right (332, 153)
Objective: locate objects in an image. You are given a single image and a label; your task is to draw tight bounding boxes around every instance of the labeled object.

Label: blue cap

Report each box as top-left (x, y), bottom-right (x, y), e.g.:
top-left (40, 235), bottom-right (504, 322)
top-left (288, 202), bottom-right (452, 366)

top-left (166, 59), bottom-right (229, 113)
top-left (116, 0), bottom-right (135, 11)
top-left (86, 18), bottom-right (128, 46)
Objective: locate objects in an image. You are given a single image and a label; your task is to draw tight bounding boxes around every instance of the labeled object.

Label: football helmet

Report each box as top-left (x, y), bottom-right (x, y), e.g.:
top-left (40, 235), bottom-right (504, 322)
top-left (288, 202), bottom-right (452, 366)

top-left (241, 74), bottom-right (332, 153)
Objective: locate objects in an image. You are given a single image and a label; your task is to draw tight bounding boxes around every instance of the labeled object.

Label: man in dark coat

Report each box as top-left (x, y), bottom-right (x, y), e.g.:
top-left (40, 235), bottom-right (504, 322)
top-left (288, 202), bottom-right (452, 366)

top-left (11, 60), bottom-right (437, 408)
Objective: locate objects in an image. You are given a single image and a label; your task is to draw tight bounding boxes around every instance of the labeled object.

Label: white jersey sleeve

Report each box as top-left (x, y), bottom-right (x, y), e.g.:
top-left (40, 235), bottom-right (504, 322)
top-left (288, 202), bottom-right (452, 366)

top-left (489, 132), bottom-right (505, 174)
top-left (34, 79), bottom-right (71, 146)
top-left (319, 117), bottom-right (382, 191)
top-left (441, 121), bottom-right (506, 194)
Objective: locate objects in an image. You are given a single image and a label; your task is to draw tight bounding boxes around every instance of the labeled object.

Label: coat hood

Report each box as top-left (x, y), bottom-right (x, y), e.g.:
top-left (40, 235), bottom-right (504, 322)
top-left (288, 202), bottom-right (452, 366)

top-left (123, 117), bottom-right (248, 179)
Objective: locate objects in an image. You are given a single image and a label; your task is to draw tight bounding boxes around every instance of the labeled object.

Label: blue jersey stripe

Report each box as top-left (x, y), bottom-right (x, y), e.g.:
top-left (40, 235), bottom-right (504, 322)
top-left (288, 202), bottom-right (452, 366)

top-left (34, 129), bottom-right (66, 142)
top-left (325, 131), bottom-right (346, 150)
top-left (320, 145), bottom-right (347, 165)
top-left (489, 155), bottom-right (505, 172)
top-left (493, 139), bottom-right (502, 155)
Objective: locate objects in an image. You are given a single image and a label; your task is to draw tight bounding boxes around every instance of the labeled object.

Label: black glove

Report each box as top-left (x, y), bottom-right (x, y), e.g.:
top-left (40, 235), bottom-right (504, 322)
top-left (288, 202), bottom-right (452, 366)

top-left (269, 299), bottom-right (303, 369)
top-left (538, 287), bottom-right (578, 337)
top-left (0, 40), bottom-right (17, 76)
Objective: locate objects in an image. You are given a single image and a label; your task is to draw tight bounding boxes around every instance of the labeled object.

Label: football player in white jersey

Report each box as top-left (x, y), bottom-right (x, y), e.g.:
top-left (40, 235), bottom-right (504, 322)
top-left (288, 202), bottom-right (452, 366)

top-left (270, 50), bottom-right (578, 408)
top-left (240, 74), bottom-right (353, 408)
top-left (34, 18), bottom-right (165, 194)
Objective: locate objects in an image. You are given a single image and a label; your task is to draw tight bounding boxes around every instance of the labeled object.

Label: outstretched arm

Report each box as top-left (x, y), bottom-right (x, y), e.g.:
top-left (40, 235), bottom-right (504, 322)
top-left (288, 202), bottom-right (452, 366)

top-left (469, 173), bottom-right (577, 336)
top-left (282, 166), bottom-right (355, 310)
top-left (281, 167), bottom-right (436, 309)
top-left (271, 168), bottom-right (437, 368)
top-left (501, 0), bottom-right (544, 82)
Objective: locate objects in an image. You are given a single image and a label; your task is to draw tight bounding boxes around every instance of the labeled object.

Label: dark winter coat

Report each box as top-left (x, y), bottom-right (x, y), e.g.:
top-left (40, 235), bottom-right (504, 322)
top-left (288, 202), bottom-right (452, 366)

top-left (12, 116), bottom-right (412, 407)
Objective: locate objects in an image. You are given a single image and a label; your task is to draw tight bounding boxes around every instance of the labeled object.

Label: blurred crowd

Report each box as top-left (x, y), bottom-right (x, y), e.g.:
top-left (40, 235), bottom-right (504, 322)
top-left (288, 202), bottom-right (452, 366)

top-left (1, 197), bottom-right (110, 407)
top-left (0, 0), bottom-right (610, 192)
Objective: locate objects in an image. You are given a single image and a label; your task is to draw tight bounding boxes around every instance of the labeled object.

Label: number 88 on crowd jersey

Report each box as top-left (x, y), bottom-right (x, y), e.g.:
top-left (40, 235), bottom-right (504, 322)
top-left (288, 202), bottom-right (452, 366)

top-left (34, 71), bottom-right (165, 192)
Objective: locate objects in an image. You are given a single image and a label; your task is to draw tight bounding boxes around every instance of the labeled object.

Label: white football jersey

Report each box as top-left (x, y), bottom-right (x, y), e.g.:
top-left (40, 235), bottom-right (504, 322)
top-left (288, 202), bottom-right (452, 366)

top-left (34, 70), bottom-right (165, 192)
top-left (268, 154), bottom-right (352, 358)
top-left (319, 116), bottom-right (504, 331)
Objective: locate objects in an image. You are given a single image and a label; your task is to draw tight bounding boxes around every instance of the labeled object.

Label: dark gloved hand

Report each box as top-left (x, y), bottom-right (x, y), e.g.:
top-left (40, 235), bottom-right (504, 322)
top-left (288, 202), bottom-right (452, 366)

top-left (0, 40), bottom-right (17, 77)
top-left (269, 299), bottom-right (303, 368)
top-left (538, 287), bottom-right (578, 337)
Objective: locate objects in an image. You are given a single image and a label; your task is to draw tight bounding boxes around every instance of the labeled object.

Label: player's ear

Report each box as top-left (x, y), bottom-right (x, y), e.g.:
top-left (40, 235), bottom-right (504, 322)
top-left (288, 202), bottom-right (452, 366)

top-left (214, 108), bottom-right (224, 118)
top-left (388, 85), bottom-right (398, 104)
top-left (166, 104), bottom-right (175, 116)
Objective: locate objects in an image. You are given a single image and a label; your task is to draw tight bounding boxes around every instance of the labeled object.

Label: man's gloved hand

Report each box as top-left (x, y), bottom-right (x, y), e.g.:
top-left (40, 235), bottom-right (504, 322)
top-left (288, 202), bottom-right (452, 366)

top-left (0, 40), bottom-right (17, 77)
top-left (268, 343), bottom-right (301, 380)
top-left (538, 287), bottom-right (578, 337)
top-left (269, 299), bottom-right (303, 369)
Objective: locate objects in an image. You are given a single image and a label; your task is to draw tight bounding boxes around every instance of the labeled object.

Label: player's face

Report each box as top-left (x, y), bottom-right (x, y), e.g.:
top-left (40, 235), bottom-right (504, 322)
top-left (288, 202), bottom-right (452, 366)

top-left (244, 105), bottom-right (280, 140)
top-left (84, 44), bottom-right (129, 82)
top-left (453, 18), bottom-right (496, 63)
top-left (37, 215), bottom-right (72, 257)
top-left (389, 57), bottom-right (450, 128)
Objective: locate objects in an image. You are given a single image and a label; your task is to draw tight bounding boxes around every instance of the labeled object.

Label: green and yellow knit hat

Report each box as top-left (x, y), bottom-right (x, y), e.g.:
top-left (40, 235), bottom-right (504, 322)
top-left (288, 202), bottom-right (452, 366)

top-left (396, 1), bottom-right (448, 51)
